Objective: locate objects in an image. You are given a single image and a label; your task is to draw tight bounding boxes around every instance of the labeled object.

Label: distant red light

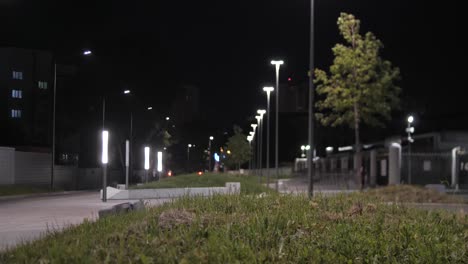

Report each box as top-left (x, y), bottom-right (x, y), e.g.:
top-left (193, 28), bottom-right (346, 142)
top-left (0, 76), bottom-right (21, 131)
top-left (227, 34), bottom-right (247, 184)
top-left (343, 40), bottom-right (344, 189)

top-left (197, 171), bottom-right (203, 176)
top-left (167, 171), bottom-right (172, 177)
top-left (288, 77), bottom-right (292, 81)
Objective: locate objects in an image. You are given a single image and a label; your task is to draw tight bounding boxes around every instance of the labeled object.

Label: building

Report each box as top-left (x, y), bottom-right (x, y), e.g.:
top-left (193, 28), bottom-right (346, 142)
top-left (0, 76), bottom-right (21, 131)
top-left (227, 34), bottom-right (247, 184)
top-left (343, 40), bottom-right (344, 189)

top-left (0, 47), bottom-right (53, 147)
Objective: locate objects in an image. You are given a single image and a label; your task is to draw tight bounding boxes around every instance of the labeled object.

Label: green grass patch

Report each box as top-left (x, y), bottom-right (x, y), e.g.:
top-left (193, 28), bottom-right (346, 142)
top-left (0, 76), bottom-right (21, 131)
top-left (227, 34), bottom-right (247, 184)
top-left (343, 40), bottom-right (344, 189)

top-left (0, 185), bottom-right (57, 197)
top-left (365, 185), bottom-right (466, 203)
top-left (2, 193), bottom-right (467, 263)
top-left (132, 173), bottom-right (273, 194)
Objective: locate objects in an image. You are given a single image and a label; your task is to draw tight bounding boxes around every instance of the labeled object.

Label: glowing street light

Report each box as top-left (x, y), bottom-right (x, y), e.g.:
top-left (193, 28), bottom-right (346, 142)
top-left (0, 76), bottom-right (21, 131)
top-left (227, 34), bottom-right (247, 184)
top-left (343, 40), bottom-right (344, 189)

top-left (166, 117), bottom-right (170, 121)
top-left (147, 106), bottom-right (153, 110)
top-left (271, 60), bottom-right (284, 189)
top-left (123, 90), bottom-right (131, 94)
top-left (144, 146), bottom-right (150, 183)
top-left (83, 50), bottom-right (92, 56)
top-left (157, 151), bottom-right (163, 173)
top-left (300, 145), bottom-right (306, 158)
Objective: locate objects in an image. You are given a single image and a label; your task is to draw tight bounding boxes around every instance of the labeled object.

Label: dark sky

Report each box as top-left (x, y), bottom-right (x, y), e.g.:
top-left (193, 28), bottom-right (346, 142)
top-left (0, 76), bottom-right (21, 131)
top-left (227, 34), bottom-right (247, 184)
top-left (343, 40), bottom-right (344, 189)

top-left (1, 0), bottom-right (462, 136)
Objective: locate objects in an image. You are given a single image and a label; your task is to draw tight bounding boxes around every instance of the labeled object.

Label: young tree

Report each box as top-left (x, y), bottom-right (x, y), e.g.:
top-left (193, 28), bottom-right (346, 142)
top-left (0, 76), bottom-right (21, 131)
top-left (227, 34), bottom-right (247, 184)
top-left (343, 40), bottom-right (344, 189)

top-left (225, 126), bottom-right (252, 170)
top-left (314, 13), bottom-right (401, 172)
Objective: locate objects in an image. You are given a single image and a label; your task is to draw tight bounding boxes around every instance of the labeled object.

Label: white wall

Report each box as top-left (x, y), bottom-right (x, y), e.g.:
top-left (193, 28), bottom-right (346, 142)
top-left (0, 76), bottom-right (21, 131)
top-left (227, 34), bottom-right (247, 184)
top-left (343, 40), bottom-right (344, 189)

top-left (14, 151), bottom-right (51, 185)
top-left (0, 147), bottom-right (15, 184)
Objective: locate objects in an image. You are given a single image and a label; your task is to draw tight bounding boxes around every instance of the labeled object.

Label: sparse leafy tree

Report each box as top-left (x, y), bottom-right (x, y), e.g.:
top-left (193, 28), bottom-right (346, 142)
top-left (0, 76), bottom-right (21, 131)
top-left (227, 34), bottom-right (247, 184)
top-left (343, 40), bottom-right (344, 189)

top-left (314, 13), bottom-right (401, 169)
top-left (225, 126), bottom-right (252, 170)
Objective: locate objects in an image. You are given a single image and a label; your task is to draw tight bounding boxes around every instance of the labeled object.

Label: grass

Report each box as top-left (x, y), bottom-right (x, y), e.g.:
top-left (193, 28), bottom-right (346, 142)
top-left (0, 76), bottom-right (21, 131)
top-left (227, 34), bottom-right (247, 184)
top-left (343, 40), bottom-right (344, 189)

top-left (0, 185), bottom-right (59, 197)
top-left (365, 185), bottom-right (466, 204)
top-left (2, 192), bottom-right (467, 263)
top-left (132, 173), bottom-right (273, 195)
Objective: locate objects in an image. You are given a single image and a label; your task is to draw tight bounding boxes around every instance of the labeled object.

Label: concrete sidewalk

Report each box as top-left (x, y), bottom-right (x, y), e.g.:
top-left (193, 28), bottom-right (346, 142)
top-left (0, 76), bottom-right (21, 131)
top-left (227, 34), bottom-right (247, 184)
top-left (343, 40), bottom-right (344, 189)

top-left (0, 191), bottom-right (170, 251)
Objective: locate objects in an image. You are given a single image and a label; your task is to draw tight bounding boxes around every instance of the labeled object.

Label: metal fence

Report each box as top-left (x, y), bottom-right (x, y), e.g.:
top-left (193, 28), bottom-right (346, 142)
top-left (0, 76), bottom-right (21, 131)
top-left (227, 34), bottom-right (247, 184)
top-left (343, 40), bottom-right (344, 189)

top-left (401, 152), bottom-right (452, 185)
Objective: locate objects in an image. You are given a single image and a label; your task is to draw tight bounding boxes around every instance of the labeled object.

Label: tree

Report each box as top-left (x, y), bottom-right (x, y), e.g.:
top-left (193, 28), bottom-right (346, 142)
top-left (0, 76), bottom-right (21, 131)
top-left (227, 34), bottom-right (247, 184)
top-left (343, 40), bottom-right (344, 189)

top-left (225, 126), bottom-right (252, 170)
top-left (314, 13), bottom-right (401, 171)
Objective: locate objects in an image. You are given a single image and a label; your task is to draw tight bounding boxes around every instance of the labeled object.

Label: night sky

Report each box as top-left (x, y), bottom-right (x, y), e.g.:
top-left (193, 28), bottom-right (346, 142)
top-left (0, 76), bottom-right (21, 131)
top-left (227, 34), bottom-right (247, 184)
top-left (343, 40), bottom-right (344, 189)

top-left (1, 0), bottom-right (461, 151)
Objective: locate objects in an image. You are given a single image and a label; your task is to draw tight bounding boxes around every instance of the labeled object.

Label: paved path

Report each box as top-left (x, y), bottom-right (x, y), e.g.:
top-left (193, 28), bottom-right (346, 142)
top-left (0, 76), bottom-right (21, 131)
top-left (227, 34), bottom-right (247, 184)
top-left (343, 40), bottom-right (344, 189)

top-left (0, 192), bottom-right (170, 251)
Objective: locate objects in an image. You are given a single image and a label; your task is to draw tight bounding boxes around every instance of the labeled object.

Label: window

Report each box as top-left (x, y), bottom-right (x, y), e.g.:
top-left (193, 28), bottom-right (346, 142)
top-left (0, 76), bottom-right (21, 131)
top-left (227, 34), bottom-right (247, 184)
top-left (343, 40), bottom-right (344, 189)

top-left (10, 109), bottom-right (22, 118)
top-left (38, 81), bottom-right (48, 89)
top-left (11, 90), bottom-right (22, 98)
top-left (12, 71), bottom-right (23, 80)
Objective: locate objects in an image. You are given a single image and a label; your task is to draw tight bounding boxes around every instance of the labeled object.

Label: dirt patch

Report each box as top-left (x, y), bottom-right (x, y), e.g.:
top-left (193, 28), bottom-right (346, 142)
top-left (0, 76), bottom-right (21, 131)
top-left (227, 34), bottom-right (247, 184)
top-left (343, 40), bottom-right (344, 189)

top-left (158, 209), bottom-right (196, 229)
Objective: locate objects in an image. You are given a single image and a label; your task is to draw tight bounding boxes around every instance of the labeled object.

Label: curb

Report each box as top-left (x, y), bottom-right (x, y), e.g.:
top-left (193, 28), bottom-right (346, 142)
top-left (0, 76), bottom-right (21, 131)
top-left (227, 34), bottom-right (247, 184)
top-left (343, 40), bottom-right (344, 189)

top-left (98, 200), bottom-right (145, 218)
top-left (0, 190), bottom-right (94, 203)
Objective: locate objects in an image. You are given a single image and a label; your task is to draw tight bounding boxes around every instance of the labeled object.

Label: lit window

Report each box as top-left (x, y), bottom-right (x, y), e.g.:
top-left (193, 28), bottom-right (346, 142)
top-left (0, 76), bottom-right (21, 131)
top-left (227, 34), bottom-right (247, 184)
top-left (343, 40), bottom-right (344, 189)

top-left (11, 90), bottom-right (22, 98)
top-left (12, 71), bottom-right (23, 80)
top-left (10, 109), bottom-right (22, 118)
top-left (38, 81), bottom-right (48, 89)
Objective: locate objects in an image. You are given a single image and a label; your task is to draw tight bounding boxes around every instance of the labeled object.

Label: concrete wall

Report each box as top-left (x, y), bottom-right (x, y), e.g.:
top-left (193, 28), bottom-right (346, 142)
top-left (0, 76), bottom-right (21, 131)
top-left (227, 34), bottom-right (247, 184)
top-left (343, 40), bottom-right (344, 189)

top-left (14, 151), bottom-right (51, 185)
top-left (0, 147), bottom-right (14, 184)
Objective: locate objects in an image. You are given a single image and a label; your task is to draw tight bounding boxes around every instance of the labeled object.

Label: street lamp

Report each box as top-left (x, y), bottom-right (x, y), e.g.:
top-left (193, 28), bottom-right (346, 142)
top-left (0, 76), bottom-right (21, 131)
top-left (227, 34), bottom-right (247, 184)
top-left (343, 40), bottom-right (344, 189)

top-left (101, 130), bottom-right (109, 202)
top-left (271, 60), bottom-right (284, 189)
top-left (308, 0), bottom-right (316, 198)
top-left (406, 115), bottom-right (415, 184)
top-left (301, 145), bottom-right (306, 158)
top-left (251, 124), bottom-right (257, 172)
top-left (187, 144), bottom-right (193, 172)
top-left (255, 113), bottom-right (264, 181)
top-left (208, 136), bottom-right (214, 171)
top-left (144, 146), bottom-right (150, 183)
top-left (247, 135), bottom-right (253, 170)
top-left (51, 49), bottom-right (92, 191)
top-left (263, 87), bottom-right (274, 188)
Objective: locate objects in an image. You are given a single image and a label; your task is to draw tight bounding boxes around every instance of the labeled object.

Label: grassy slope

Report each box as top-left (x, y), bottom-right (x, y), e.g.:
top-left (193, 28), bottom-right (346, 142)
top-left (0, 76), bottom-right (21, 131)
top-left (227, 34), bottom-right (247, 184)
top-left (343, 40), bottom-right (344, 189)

top-left (2, 193), bottom-right (467, 263)
top-left (0, 185), bottom-right (54, 197)
top-left (132, 173), bottom-right (273, 194)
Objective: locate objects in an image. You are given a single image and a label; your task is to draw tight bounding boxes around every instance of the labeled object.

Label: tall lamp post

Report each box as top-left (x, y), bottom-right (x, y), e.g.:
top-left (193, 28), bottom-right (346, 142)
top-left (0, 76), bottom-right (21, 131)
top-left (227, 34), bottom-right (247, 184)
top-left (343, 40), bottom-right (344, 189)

top-left (406, 115), bottom-right (415, 184)
top-left (308, 0), bottom-right (316, 198)
top-left (187, 144), bottom-right (194, 172)
top-left (263, 87), bottom-right (274, 189)
top-left (250, 125), bottom-right (257, 172)
top-left (101, 130), bottom-right (109, 202)
top-left (255, 114), bottom-right (263, 181)
top-left (247, 135), bottom-right (253, 170)
top-left (208, 136), bottom-right (214, 171)
top-left (271, 60), bottom-right (284, 187)
top-left (51, 49), bottom-right (92, 191)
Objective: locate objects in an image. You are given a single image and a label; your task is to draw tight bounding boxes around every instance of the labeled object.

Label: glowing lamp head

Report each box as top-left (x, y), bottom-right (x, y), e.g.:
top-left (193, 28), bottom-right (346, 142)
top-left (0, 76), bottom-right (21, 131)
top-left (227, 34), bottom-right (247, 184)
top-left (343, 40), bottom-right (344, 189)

top-left (407, 115), bottom-right (414, 124)
top-left (305, 145), bottom-right (311, 151)
top-left (271, 60), bottom-right (284, 65)
top-left (257, 109), bottom-right (266, 116)
top-left (263, 86), bottom-right (274, 93)
top-left (83, 50), bottom-right (92, 56)
top-left (301, 145), bottom-right (305, 151)
top-left (144, 147), bottom-right (150, 170)
top-left (288, 77), bottom-right (292, 81)
top-left (251, 124), bottom-right (257, 130)
top-left (209, 136), bottom-right (214, 140)
top-left (188, 144), bottom-right (192, 148)
top-left (101, 130), bottom-right (109, 164)
top-left (123, 90), bottom-right (131, 94)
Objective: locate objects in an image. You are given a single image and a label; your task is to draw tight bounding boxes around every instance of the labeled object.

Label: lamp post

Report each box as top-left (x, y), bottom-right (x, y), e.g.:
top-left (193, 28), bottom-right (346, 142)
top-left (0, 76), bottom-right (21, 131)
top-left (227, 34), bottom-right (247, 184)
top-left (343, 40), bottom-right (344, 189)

top-left (101, 130), bottom-right (109, 202)
top-left (257, 109), bottom-right (266, 182)
top-left (208, 136), bottom-right (214, 171)
top-left (263, 87), bottom-right (274, 189)
top-left (271, 60), bottom-right (284, 188)
top-left (255, 114), bottom-right (263, 181)
top-left (187, 144), bottom-right (193, 172)
top-left (251, 124), bottom-right (258, 173)
top-left (308, 0), bottom-right (316, 198)
top-left (51, 49), bottom-right (92, 191)
top-left (125, 140), bottom-right (129, 189)
top-left (406, 115), bottom-right (415, 184)
top-left (247, 135), bottom-right (253, 170)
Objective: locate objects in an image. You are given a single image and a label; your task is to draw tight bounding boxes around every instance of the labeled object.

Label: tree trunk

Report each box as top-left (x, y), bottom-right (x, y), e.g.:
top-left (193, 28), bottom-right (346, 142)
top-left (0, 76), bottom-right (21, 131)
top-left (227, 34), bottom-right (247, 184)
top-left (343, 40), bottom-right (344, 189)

top-left (354, 102), bottom-right (362, 187)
